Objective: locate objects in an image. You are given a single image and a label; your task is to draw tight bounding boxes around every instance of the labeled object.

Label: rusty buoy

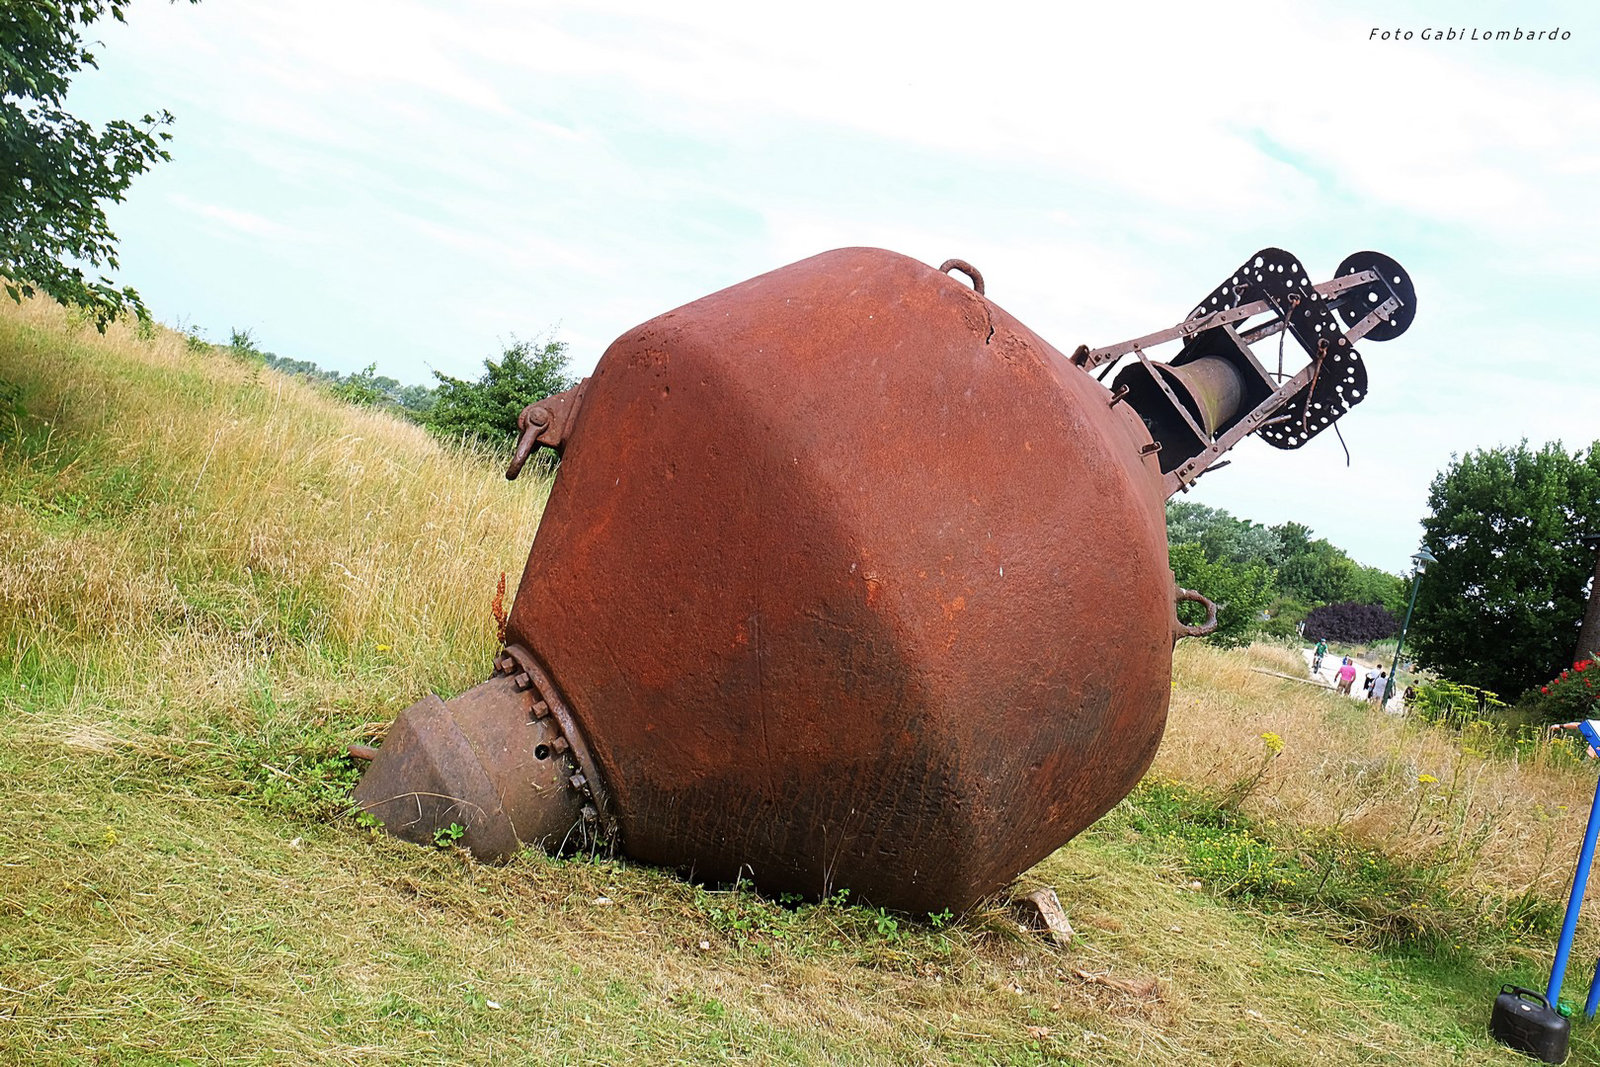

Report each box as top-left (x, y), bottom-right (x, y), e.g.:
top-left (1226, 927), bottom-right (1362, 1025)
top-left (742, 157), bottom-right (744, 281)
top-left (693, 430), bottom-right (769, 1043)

top-left (354, 246), bottom-right (1414, 912)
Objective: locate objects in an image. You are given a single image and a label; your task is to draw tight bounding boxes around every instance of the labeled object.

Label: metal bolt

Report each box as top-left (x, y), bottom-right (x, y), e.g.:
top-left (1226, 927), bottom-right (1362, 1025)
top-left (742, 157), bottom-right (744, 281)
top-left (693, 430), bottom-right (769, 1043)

top-left (551, 736), bottom-right (569, 753)
top-left (570, 773), bottom-right (587, 791)
top-left (530, 700), bottom-right (550, 718)
top-left (514, 671), bottom-right (533, 691)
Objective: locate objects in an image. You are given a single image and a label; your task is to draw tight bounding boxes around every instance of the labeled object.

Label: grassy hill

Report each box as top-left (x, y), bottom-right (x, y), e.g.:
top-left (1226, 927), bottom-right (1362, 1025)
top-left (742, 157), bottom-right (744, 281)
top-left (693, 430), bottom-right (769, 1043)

top-left (3, 294), bottom-right (1598, 1065)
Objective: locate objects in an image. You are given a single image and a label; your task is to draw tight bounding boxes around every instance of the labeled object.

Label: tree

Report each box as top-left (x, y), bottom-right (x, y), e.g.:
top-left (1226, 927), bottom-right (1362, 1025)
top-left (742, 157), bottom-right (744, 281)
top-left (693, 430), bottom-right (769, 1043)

top-left (1345, 563), bottom-right (1407, 618)
top-left (1167, 501), bottom-right (1282, 568)
top-left (2, 1), bottom-right (194, 327)
top-left (1274, 536), bottom-right (1355, 604)
top-left (423, 338), bottom-right (573, 453)
top-left (1409, 441), bottom-right (1600, 699)
top-left (1267, 520), bottom-right (1404, 614)
top-left (1166, 502), bottom-right (1281, 645)
top-left (1164, 504), bottom-right (1408, 647)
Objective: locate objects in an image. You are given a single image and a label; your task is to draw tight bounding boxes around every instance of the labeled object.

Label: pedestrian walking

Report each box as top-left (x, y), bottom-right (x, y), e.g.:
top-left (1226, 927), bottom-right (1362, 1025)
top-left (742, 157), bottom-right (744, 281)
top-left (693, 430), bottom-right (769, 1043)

top-left (1335, 657), bottom-right (1357, 695)
top-left (1369, 669), bottom-right (1389, 706)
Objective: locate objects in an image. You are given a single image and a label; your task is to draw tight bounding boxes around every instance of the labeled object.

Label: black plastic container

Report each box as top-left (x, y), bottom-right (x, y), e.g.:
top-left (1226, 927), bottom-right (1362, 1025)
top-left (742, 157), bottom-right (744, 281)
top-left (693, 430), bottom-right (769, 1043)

top-left (1490, 985), bottom-right (1570, 1063)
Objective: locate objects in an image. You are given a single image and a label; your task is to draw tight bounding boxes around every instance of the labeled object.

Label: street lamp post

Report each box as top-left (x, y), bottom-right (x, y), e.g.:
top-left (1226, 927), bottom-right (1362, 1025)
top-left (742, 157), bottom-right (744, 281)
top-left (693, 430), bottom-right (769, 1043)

top-left (1387, 546), bottom-right (1438, 706)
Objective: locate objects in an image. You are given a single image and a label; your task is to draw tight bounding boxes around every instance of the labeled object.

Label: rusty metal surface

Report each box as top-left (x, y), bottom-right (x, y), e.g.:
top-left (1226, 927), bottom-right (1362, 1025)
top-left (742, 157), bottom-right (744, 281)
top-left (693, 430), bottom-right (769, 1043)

top-left (1173, 588), bottom-right (1220, 638)
top-left (500, 247), bottom-right (1175, 913)
top-left (497, 642), bottom-right (612, 838)
top-left (352, 672), bottom-right (590, 858)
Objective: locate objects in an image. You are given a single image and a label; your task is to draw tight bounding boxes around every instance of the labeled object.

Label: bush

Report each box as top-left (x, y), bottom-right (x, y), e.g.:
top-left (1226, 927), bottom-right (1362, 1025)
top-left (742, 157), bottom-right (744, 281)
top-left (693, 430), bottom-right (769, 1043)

top-left (1534, 658), bottom-right (1600, 724)
top-left (1302, 601), bottom-right (1398, 644)
top-left (329, 363), bottom-right (391, 407)
top-left (1259, 597), bottom-right (1311, 641)
top-left (423, 338), bottom-right (572, 454)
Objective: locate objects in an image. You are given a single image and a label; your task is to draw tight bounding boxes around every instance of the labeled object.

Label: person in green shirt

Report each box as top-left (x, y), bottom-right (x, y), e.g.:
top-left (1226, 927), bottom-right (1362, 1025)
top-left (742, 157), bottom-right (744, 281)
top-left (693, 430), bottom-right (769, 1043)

top-left (1313, 639), bottom-right (1328, 673)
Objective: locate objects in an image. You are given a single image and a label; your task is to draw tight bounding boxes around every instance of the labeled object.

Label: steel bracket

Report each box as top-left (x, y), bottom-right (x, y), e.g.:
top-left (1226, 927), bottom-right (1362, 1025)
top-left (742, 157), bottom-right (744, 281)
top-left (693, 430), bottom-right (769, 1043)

top-left (506, 378), bottom-right (590, 480)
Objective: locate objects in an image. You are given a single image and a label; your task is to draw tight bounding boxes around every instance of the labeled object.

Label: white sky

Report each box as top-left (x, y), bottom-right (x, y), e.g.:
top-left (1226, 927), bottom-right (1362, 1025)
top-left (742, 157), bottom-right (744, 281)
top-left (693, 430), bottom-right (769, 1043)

top-left (68, 0), bottom-right (1600, 571)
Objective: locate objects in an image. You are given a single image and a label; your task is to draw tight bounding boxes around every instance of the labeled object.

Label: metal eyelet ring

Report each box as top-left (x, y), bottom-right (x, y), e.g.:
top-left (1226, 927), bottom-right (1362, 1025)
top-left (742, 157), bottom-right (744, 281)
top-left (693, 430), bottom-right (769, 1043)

top-left (1174, 587), bottom-right (1219, 637)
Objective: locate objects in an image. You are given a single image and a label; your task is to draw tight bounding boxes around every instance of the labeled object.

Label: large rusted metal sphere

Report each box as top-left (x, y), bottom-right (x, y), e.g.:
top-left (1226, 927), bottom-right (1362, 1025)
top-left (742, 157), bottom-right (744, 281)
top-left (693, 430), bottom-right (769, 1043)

top-left (476, 247), bottom-right (1177, 912)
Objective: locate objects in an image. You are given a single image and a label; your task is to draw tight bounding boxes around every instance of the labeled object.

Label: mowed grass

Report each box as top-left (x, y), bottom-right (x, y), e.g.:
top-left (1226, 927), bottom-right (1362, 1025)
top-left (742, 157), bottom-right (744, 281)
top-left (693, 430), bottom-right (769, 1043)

top-left (2, 293), bottom-right (1596, 1065)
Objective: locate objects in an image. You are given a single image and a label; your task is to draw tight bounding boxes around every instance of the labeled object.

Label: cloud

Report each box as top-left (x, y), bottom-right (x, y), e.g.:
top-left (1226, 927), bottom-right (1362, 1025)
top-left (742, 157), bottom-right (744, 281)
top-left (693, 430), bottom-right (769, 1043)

top-left (81, 0), bottom-right (1600, 569)
top-left (168, 194), bottom-right (298, 240)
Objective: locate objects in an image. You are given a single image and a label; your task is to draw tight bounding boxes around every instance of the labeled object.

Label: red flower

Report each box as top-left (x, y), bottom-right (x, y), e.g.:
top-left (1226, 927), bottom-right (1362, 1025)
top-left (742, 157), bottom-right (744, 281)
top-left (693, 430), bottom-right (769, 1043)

top-left (1542, 686), bottom-right (1550, 694)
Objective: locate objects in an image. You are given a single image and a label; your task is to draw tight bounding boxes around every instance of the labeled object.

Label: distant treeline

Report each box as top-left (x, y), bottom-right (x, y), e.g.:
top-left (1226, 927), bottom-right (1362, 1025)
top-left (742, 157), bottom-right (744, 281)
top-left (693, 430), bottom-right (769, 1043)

top-left (257, 351), bottom-right (438, 416)
top-left (217, 328), bottom-right (572, 456)
top-left (1166, 500), bottom-right (1405, 647)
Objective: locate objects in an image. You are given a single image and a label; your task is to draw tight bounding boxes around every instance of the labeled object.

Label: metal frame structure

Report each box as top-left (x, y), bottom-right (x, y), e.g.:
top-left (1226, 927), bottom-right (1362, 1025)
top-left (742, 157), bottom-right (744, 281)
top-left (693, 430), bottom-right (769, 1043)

top-left (1075, 248), bottom-right (1415, 498)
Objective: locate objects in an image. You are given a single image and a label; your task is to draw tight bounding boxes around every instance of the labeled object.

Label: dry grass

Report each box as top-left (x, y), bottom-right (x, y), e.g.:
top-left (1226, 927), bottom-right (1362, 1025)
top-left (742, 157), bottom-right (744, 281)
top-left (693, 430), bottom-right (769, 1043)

top-left (1, 292), bottom-right (1591, 1064)
top-left (1160, 643), bottom-right (1597, 923)
top-left (0, 294), bottom-right (544, 731)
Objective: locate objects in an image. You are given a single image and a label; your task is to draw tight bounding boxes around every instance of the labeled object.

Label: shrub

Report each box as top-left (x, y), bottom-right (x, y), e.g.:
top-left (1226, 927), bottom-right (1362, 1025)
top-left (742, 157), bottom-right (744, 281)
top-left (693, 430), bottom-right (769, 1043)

top-left (1302, 601), bottom-right (1398, 644)
top-left (329, 362), bottom-right (391, 407)
top-left (228, 327), bottom-right (264, 363)
top-left (1536, 658), bottom-right (1600, 724)
top-left (423, 337), bottom-right (572, 454)
top-left (1259, 596), bottom-right (1311, 641)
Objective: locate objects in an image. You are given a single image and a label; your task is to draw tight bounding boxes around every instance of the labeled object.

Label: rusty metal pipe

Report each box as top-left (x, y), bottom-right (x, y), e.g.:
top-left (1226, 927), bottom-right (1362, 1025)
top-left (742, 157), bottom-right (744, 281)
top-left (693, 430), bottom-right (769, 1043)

top-left (1160, 356), bottom-right (1245, 435)
top-left (352, 671), bottom-right (594, 857)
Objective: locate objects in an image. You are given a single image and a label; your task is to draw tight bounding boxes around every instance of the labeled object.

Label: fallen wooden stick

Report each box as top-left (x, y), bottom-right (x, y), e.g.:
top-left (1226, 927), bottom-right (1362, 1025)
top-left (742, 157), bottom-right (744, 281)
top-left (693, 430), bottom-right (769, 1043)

top-left (1250, 667), bottom-right (1332, 688)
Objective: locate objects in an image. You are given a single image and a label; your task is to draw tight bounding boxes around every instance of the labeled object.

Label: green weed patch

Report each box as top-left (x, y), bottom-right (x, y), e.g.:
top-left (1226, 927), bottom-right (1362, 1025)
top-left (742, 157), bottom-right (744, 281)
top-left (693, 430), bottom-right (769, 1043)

top-left (1109, 777), bottom-right (1562, 957)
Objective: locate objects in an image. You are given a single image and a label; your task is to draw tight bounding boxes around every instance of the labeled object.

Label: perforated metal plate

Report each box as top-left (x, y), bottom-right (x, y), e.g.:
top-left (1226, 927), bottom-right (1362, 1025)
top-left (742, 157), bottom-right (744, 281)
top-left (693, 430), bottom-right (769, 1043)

top-left (1332, 250), bottom-right (1416, 342)
top-left (1190, 248), bottom-right (1367, 451)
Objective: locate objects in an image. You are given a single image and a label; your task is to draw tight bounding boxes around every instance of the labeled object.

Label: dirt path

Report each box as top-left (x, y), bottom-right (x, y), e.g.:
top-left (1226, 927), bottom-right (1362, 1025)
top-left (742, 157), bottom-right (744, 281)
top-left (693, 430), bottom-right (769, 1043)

top-left (1302, 647), bottom-right (1401, 713)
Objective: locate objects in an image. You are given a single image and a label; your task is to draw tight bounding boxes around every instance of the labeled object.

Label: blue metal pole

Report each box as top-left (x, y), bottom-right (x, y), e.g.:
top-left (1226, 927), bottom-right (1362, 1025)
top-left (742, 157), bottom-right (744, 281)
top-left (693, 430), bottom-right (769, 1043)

top-left (1548, 721), bottom-right (1600, 1005)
